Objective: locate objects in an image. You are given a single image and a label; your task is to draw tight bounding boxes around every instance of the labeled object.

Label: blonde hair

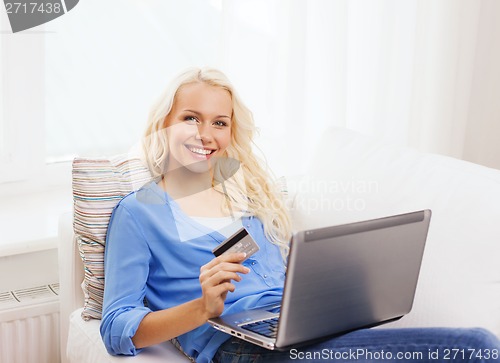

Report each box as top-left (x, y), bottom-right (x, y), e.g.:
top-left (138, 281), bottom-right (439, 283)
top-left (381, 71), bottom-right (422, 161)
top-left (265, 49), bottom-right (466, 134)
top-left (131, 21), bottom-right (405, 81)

top-left (142, 67), bottom-right (292, 262)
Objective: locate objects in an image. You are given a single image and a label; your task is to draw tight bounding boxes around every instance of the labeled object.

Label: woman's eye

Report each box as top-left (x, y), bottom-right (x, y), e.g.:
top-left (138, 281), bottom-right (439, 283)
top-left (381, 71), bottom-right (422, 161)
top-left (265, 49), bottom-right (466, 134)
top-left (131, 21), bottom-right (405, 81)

top-left (214, 120), bottom-right (228, 127)
top-left (184, 116), bottom-right (198, 124)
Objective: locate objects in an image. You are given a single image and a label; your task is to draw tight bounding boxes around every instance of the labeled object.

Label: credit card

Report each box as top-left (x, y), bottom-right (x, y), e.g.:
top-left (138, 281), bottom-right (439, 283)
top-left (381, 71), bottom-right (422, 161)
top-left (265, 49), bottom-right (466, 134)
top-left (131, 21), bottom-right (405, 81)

top-left (212, 227), bottom-right (260, 260)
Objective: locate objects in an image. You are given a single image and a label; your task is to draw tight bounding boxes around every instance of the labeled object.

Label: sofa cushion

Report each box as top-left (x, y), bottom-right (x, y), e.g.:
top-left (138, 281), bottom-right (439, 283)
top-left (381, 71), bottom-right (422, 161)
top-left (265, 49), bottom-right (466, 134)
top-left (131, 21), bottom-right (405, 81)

top-left (67, 308), bottom-right (189, 362)
top-left (72, 156), bottom-right (154, 320)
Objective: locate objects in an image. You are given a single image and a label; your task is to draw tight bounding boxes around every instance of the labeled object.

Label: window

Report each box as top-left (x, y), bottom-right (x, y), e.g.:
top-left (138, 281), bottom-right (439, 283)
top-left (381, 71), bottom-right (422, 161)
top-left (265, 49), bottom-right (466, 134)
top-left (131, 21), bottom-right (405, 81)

top-left (1, 9), bottom-right (6, 167)
top-left (0, 9), bottom-right (45, 185)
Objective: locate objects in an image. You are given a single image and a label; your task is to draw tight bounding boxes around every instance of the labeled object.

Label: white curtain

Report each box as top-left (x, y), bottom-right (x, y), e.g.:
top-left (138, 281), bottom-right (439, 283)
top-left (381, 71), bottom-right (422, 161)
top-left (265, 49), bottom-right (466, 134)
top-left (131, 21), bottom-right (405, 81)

top-left (218, 0), bottom-right (500, 175)
top-left (43, 0), bottom-right (500, 176)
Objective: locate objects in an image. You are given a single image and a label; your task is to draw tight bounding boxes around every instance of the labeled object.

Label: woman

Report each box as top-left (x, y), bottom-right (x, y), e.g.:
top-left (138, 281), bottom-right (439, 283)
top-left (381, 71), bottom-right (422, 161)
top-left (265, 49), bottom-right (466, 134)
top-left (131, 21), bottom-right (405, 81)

top-left (100, 67), bottom-right (500, 362)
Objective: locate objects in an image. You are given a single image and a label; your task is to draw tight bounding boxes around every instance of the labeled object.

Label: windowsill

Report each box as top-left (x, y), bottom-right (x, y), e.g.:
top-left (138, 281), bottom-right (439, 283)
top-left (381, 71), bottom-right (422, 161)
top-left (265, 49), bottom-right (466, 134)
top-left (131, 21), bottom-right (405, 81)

top-left (0, 172), bottom-right (73, 257)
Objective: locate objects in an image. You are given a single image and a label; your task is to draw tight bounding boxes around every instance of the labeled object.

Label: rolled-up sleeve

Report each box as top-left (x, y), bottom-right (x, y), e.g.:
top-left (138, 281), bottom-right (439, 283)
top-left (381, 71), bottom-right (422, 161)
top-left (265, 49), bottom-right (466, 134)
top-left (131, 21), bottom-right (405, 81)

top-left (100, 202), bottom-right (152, 355)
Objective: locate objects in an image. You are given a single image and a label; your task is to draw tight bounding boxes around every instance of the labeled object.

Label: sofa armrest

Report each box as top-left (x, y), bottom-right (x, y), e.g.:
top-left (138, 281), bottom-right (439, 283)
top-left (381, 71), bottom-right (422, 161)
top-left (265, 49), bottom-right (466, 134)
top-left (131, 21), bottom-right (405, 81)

top-left (58, 212), bottom-right (85, 363)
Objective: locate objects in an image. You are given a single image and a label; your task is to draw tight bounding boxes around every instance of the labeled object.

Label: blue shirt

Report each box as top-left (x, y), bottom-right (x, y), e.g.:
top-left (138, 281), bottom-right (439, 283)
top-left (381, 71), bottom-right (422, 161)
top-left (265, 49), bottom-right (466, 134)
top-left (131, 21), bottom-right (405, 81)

top-left (100, 181), bottom-right (285, 362)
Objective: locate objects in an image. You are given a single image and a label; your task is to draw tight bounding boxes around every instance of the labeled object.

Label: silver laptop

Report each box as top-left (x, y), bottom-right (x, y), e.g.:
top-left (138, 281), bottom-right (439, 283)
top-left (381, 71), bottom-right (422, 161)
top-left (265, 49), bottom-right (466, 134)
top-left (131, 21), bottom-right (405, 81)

top-left (208, 209), bottom-right (431, 350)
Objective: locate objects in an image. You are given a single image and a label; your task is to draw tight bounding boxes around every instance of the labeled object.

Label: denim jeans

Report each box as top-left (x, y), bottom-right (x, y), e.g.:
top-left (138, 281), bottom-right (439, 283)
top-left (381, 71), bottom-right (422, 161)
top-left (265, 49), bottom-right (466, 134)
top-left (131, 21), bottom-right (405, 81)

top-left (213, 327), bottom-right (500, 362)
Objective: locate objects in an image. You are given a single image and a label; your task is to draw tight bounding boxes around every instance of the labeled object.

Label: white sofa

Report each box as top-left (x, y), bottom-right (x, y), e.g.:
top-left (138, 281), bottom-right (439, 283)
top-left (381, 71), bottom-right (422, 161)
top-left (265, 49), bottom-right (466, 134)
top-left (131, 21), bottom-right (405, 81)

top-left (58, 127), bottom-right (500, 362)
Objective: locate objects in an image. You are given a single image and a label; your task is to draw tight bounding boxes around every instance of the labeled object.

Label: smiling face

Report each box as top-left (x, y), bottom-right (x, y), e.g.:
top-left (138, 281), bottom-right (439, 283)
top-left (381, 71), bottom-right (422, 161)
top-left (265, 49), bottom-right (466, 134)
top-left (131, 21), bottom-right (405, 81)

top-left (164, 82), bottom-right (233, 174)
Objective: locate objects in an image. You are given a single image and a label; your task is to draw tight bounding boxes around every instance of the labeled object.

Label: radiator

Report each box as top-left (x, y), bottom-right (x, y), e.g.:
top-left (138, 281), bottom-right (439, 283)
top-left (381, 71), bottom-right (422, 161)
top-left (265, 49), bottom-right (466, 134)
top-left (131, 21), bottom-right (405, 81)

top-left (0, 284), bottom-right (60, 363)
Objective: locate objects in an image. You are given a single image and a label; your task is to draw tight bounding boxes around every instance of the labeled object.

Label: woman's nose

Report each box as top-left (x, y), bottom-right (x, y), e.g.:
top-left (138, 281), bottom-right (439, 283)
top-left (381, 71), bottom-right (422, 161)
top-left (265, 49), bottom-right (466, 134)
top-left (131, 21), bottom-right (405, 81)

top-left (195, 123), bottom-right (213, 142)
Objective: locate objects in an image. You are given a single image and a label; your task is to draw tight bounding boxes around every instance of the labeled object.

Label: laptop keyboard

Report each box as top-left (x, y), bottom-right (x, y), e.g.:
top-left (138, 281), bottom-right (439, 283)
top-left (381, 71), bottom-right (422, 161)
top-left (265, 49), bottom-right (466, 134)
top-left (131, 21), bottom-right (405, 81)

top-left (241, 317), bottom-right (279, 338)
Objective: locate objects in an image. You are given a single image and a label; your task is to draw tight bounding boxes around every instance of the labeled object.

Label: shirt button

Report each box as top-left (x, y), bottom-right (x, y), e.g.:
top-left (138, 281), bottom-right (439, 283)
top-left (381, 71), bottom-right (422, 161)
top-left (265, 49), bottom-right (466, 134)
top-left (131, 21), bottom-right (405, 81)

top-left (264, 274), bottom-right (268, 278)
top-left (251, 261), bottom-right (256, 265)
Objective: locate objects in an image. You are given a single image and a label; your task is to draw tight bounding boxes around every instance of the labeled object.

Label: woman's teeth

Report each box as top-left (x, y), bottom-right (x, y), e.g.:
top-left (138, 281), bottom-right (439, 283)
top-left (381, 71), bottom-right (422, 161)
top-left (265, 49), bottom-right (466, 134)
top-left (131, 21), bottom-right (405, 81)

top-left (188, 146), bottom-right (213, 155)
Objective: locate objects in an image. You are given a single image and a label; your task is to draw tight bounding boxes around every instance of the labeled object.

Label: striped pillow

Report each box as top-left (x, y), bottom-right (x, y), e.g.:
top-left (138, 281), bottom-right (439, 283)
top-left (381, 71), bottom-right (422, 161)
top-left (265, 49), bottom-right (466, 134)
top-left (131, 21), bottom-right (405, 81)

top-left (72, 156), bottom-right (154, 320)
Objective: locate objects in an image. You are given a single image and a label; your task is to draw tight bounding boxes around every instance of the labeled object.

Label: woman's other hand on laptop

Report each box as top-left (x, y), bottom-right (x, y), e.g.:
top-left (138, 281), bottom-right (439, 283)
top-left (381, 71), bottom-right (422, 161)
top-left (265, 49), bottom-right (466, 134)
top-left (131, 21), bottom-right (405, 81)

top-left (199, 253), bottom-right (250, 319)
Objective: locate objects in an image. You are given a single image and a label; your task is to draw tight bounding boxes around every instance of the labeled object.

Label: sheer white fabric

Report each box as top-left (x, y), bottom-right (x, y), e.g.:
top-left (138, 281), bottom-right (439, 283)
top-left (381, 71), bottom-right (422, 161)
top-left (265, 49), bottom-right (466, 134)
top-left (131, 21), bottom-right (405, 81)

top-left (42, 0), bottom-right (500, 174)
